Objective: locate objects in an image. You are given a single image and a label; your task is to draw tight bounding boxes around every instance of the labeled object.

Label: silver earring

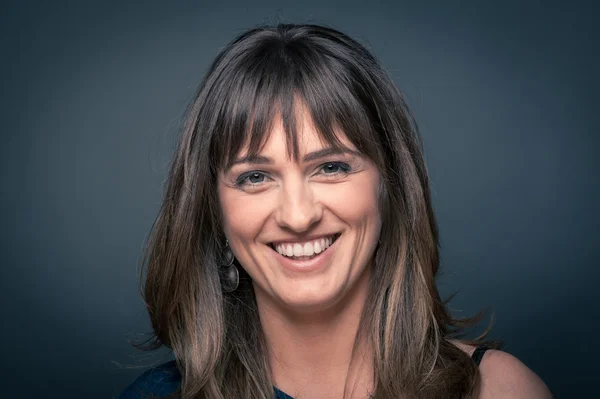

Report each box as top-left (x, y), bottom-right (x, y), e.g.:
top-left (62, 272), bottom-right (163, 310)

top-left (220, 240), bottom-right (239, 293)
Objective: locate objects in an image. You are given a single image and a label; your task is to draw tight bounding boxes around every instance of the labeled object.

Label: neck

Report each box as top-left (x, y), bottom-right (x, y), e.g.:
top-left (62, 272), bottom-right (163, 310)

top-left (255, 268), bottom-right (374, 398)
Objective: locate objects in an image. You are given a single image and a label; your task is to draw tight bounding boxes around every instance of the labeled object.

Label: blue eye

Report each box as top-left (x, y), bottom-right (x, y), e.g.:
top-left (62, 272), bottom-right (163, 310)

top-left (236, 171), bottom-right (268, 187)
top-left (247, 172), bottom-right (265, 183)
top-left (321, 162), bottom-right (351, 175)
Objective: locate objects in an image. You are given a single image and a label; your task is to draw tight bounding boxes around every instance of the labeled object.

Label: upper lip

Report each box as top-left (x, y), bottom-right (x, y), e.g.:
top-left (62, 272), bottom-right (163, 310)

top-left (268, 233), bottom-right (340, 246)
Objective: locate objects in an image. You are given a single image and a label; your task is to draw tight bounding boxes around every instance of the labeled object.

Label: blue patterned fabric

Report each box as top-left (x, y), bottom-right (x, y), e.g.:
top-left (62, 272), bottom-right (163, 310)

top-left (118, 361), bottom-right (294, 398)
top-left (118, 361), bottom-right (181, 398)
top-left (119, 346), bottom-right (490, 397)
top-left (274, 387), bottom-right (295, 399)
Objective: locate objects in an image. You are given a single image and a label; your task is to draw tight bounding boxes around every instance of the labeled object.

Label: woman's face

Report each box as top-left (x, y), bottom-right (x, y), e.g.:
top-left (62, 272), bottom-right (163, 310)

top-left (218, 110), bottom-right (382, 313)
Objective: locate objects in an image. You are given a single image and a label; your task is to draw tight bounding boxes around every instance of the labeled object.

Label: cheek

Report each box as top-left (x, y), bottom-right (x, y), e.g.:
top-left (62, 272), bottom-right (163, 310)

top-left (219, 189), bottom-right (271, 243)
top-left (325, 175), bottom-right (381, 226)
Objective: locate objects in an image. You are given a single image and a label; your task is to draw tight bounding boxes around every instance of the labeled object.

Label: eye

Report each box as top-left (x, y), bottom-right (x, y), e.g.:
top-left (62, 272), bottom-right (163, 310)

top-left (247, 172), bottom-right (265, 183)
top-left (319, 162), bottom-right (351, 175)
top-left (235, 171), bottom-right (270, 187)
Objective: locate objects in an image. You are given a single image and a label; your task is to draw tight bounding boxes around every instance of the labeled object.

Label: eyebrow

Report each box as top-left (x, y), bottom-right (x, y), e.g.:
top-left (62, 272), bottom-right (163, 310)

top-left (227, 147), bottom-right (362, 170)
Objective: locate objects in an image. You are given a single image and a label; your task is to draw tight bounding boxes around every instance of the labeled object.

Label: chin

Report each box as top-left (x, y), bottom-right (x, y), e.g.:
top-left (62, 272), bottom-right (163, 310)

top-left (279, 290), bottom-right (339, 312)
top-left (250, 239), bottom-right (374, 315)
top-left (270, 277), bottom-right (361, 315)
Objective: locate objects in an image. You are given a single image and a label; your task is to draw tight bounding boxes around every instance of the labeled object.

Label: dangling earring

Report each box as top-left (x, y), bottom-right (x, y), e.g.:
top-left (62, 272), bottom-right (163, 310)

top-left (220, 240), bottom-right (239, 293)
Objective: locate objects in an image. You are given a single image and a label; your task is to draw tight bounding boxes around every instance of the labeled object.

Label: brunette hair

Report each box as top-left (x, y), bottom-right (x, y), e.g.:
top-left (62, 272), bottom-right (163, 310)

top-left (140, 23), bottom-right (497, 398)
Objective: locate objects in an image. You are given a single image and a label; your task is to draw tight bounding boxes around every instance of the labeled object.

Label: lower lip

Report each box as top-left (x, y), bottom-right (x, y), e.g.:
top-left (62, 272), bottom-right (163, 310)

top-left (271, 238), bottom-right (339, 273)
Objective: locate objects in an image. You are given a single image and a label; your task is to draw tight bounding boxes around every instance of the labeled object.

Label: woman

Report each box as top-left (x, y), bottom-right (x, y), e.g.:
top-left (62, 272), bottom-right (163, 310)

top-left (120, 23), bottom-right (551, 398)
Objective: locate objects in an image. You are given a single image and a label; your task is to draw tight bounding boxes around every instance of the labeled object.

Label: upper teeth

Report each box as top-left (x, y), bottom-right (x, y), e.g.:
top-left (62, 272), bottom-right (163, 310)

top-left (275, 236), bottom-right (335, 258)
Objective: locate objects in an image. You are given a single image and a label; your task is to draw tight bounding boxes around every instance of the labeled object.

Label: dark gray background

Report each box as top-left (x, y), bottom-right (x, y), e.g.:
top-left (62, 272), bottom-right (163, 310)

top-left (1, 0), bottom-right (597, 397)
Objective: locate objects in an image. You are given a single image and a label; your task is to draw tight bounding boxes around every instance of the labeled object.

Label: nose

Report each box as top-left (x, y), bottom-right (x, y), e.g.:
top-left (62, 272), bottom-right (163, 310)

top-left (275, 177), bottom-right (322, 233)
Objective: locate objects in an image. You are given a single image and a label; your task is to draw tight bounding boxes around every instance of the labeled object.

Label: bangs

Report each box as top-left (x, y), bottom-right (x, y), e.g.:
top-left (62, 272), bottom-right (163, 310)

top-left (207, 31), bottom-right (384, 172)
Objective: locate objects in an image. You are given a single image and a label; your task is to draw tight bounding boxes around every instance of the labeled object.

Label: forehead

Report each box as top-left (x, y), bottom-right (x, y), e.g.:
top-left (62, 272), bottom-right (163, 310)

top-left (251, 110), bottom-right (356, 156)
top-left (225, 103), bottom-right (357, 169)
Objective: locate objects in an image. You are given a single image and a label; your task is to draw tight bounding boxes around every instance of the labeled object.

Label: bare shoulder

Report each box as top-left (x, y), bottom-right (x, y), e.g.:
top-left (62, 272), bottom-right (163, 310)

top-left (450, 340), bottom-right (552, 398)
top-left (477, 349), bottom-right (552, 398)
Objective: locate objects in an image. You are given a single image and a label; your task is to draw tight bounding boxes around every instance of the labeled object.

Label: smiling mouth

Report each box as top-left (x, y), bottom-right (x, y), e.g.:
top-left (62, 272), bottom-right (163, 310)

top-left (269, 234), bottom-right (340, 261)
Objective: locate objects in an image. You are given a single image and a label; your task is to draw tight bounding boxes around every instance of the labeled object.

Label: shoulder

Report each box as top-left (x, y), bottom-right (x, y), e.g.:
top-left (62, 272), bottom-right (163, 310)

top-left (118, 360), bottom-right (181, 399)
top-left (450, 340), bottom-right (552, 398)
top-left (476, 349), bottom-right (552, 398)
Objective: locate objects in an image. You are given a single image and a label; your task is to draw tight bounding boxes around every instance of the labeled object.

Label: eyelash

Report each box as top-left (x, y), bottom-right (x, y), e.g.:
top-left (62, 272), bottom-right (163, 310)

top-left (234, 162), bottom-right (352, 188)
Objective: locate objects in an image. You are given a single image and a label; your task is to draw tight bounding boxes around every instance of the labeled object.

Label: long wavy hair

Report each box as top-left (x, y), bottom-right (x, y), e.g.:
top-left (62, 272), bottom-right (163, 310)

top-left (139, 23), bottom-right (497, 398)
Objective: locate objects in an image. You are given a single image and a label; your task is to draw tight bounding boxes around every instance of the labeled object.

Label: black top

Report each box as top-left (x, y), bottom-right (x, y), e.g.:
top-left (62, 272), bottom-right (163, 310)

top-left (118, 345), bottom-right (492, 398)
top-left (471, 345), bottom-right (491, 366)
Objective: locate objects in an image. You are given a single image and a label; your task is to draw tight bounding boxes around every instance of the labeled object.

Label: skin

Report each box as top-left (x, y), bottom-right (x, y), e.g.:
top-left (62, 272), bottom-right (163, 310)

top-left (454, 342), bottom-right (553, 398)
top-left (217, 107), bottom-right (552, 398)
top-left (218, 108), bottom-right (381, 397)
